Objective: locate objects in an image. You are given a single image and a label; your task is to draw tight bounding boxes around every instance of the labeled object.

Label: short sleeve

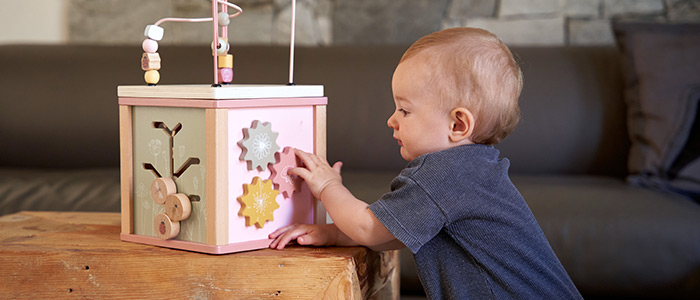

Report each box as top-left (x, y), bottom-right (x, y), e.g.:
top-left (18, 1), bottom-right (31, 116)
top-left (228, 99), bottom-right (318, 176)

top-left (369, 173), bottom-right (447, 253)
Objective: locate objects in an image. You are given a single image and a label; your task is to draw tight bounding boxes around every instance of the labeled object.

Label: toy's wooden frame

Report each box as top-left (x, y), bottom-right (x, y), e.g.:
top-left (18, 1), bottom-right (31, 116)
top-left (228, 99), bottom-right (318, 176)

top-left (119, 97), bottom-right (327, 254)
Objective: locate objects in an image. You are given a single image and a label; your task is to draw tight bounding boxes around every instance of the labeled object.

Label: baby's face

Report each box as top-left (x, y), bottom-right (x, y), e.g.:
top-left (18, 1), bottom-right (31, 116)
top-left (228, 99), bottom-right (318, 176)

top-left (387, 58), bottom-right (452, 161)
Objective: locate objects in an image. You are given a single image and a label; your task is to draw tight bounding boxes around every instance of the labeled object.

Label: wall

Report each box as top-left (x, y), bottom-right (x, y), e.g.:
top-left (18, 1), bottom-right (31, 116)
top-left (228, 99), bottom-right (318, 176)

top-left (0, 0), bottom-right (67, 44)
top-left (1, 0), bottom-right (698, 46)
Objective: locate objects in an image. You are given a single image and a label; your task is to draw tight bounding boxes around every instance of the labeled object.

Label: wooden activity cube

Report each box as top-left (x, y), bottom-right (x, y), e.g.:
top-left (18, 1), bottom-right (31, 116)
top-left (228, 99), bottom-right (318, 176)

top-left (118, 85), bottom-right (327, 254)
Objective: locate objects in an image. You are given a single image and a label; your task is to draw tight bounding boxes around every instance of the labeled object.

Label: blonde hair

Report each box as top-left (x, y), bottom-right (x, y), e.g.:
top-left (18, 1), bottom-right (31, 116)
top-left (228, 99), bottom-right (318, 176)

top-left (400, 27), bottom-right (523, 145)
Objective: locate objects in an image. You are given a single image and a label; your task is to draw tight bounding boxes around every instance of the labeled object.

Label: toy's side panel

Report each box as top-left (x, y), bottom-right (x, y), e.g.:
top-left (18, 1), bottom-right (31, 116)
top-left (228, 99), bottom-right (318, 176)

top-left (132, 106), bottom-right (207, 243)
top-left (119, 105), bottom-right (134, 234)
top-left (228, 105), bottom-right (315, 244)
top-left (205, 108), bottom-right (229, 246)
top-left (314, 105), bottom-right (328, 225)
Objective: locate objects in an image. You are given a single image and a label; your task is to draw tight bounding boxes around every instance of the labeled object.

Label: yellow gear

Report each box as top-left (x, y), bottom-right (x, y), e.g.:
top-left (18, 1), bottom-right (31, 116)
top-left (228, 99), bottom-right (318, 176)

top-left (238, 177), bottom-right (280, 228)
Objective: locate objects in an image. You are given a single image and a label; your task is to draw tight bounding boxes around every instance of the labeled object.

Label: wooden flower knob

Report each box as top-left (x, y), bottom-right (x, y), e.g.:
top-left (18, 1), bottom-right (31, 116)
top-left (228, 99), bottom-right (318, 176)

top-left (154, 213), bottom-right (179, 240)
top-left (165, 193), bottom-right (191, 222)
top-left (150, 177), bottom-right (176, 205)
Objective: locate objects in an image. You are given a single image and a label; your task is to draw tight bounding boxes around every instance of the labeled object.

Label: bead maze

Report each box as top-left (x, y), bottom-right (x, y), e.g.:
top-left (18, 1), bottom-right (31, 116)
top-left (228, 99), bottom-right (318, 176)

top-left (118, 0), bottom-right (327, 254)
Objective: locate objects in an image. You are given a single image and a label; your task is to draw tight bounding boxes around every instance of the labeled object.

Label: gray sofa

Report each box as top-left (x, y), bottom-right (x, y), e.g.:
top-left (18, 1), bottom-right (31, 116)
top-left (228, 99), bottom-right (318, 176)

top-left (1, 43), bottom-right (699, 299)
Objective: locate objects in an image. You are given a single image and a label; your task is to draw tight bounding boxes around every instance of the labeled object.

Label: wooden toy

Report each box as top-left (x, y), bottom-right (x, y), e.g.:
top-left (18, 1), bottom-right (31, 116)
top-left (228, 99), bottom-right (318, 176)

top-left (165, 193), bottom-right (192, 221)
top-left (212, 37), bottom-right (230, 56)
top-left (143, 70), bottom-right (160, 85)
top-left (154, 213), bottom-right (179, 239)
top-left (120, 0), bottom-right (322, 254)
top-left (142, 39), bottom-right (159, 53)
top-left (218, 54), bottom-right (232, 68)
top-left (238, 120), bottom-right (281, 171)
top-left (140, 53), bottom-right (161, 71)
top-left (217, 54), bottom-right (234, 83)
top-left (144, 25), bottom-right (164, 41)
top-left (150, 177), bottom-right (176, 205)
top-left (270, 147), bottom-right (303, 198)
top-left (118, 85), bottom-right (327, 254)
top-left (218, 68), bottom-right (233, 83)
top-left (238, 177), bottom-right (280, 228)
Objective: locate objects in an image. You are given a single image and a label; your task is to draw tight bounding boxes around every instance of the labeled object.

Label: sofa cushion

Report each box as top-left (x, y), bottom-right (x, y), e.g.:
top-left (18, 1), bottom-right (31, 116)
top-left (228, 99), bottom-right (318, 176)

top-left (613, 22), bottom-right (700, 200)
top-left (515, 175), bottom-right (700, 298)
top-left (498, 47), bottom-right (627, 177)
top-left (0, 168), bottom-right (121, 215)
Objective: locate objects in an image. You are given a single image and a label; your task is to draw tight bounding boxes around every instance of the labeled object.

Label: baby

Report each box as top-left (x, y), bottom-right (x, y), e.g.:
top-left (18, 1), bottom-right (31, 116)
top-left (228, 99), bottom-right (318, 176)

top-left (269, 27), bottom-right (582, 299)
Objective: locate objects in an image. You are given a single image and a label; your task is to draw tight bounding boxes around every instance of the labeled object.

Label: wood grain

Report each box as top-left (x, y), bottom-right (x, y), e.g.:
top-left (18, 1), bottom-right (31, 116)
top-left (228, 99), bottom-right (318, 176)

top-left (119, 105), bottom-right (134, 234)
top-left (314, 105), bottom-right (328, 225)
top-left (205, 108), bottom-right (229, 246)
top-left (0, 212), bottom-right (399, 299)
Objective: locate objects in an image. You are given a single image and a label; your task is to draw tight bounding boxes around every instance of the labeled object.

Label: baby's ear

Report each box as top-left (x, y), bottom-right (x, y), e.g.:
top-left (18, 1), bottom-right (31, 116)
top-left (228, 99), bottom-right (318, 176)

top-left (448, 107), bottom-right (475, 143)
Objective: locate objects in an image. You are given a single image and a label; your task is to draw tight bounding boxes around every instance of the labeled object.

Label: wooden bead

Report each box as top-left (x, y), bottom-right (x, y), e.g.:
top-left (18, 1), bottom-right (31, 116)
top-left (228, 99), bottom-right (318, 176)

top-left (154, 213), bottom-right (179, 240)
top-left (144, 70), bottom-right (160, 85)
top-left (141, 52), bottom-right (161, 71)
top-left (142, 39), bottom-right (158, 53)
top-left (218, 54), bottom-right (233, 68)
top-left (150, 177), bottom-right (176, 205)
top-left (211, 37), bottom-right (229, 56)
top-left (219, 68), bottom-right (233, 83)
top-left (218, 12), bottom-right (230, 27)
top-left (165, 193), bottom-right (191, 222)
top-left (144, 25), bottom-right (164, 41)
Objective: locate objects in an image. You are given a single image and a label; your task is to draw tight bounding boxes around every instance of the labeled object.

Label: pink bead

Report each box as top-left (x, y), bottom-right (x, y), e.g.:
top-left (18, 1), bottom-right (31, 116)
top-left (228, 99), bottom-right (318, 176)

top-left (142, 39), bottom-right (159, 53)
top-left (219, 68), bottom-right (233, 83)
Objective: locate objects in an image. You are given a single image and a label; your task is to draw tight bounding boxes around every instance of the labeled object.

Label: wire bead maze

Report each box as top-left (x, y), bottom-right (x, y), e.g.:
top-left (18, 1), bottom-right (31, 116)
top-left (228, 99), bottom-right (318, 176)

top-left (140, 0), bottom-right (298, 87)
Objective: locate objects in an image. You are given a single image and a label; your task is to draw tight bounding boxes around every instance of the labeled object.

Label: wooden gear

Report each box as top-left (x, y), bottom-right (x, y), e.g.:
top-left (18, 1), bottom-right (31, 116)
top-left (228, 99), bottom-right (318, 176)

top-left (238, 120), bottom-right (280, 171)
top-left (270, 146), bottom-right (303, 198)
top-left (238, 177), bottom-right (280, 228)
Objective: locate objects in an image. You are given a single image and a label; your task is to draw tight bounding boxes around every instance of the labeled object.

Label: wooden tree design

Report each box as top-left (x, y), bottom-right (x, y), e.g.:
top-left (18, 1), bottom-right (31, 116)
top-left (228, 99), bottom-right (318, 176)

top-left (142, 121), bottom-right (201, 239)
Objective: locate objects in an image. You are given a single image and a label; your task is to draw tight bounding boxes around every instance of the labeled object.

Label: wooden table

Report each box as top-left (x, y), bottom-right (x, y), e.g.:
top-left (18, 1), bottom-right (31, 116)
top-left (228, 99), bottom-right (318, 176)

top-left (0, 212), bottom-right (399, 299)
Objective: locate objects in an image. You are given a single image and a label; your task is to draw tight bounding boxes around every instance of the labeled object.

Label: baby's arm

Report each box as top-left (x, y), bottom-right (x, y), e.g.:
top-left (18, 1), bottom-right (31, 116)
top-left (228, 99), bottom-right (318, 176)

top-left (287, 149), bottom-right (404, 251)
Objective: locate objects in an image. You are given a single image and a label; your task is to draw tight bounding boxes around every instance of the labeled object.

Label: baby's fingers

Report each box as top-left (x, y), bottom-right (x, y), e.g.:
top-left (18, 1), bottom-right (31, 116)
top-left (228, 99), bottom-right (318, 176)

top-left (287, 166), bottom-right (311, 179)
top-left (332, 161), bottom-right (343, 174)
top-left (270, 226), bottom-right (310, 250)
top-left (268, 224), bottom-right (297, 239)
top-left (296, 230), bottom-right (324, 246)
top-left (293, 149), bottom-right (318, 169)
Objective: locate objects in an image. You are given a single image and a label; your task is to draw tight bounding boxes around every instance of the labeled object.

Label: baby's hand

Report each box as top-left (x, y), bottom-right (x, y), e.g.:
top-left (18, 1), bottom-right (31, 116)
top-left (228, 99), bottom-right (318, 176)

top-left (268, 224), bottom-right (336, 250)
top-left (289, 149), bottom-right (343, 199)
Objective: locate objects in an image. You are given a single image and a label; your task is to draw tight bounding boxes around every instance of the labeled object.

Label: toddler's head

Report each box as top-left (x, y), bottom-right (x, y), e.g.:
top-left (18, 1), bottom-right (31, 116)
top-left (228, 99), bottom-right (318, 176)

top-left (394, 27), bottom-right (522, 146)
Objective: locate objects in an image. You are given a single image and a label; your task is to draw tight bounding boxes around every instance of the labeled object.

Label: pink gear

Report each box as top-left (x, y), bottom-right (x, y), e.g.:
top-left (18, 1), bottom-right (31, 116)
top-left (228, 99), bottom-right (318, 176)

top-left (269, 147), bottom-right (303, 198)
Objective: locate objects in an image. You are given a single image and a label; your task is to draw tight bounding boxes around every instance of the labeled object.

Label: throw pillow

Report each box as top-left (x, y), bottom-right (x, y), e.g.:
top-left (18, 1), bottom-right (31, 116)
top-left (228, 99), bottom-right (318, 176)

top-left (613, 21), bottom-right (700, 200)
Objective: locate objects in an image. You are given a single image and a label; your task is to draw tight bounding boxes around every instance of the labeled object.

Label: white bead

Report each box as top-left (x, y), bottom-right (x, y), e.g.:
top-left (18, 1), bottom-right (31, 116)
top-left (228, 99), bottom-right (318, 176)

top-left (211, 37), bottom-right (229, 55)
top-left (218, 12), bottom-right (230, 27)
top-left (144, 25), bottom-right (164, 41)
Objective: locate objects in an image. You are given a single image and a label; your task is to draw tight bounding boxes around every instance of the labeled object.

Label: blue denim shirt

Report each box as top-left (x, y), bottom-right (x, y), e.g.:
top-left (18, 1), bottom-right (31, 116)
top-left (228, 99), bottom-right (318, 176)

top-left (370, 144), bottom-right (582, 299)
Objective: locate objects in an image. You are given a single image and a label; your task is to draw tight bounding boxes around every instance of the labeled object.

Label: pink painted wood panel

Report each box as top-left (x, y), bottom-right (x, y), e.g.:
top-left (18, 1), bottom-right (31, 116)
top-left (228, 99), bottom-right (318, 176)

top-left (120, 233), bottom-right (271, 254)
top-left (227, 106), bottom-right (315, 244)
